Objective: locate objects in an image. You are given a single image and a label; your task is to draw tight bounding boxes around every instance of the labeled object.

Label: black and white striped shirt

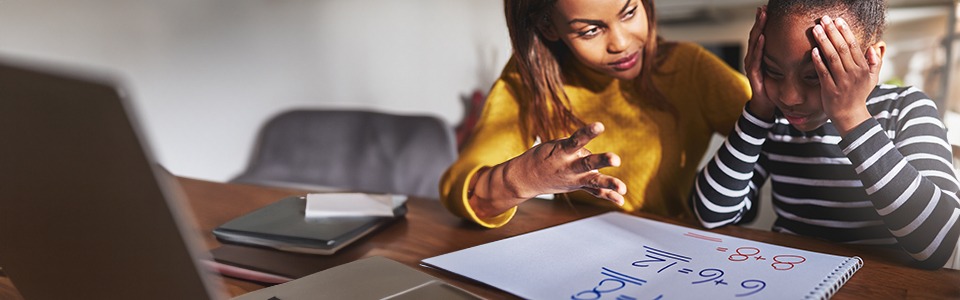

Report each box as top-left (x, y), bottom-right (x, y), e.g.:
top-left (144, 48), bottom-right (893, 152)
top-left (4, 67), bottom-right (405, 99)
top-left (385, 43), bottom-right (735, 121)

top-left (692, 85), bottom-right (960, 269)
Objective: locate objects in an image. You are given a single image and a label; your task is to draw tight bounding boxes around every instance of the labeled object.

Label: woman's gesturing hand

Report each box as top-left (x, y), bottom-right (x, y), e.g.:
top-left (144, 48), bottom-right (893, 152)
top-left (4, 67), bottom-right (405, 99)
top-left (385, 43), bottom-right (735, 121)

top-left (470, 122), bottom-right (627, 218)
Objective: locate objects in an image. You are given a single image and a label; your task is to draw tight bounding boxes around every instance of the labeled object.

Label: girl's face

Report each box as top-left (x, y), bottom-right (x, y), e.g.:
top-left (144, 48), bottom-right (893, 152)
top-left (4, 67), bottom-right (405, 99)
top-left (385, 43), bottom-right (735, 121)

top-left (762, 15), bottom-right (830, 132)
top-left (546, 0), bottom-right (649, 80)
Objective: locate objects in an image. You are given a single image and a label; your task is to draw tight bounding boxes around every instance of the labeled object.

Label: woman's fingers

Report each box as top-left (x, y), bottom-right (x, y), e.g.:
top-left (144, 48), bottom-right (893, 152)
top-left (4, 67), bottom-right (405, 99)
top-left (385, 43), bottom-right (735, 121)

top-left (583, 172), bottom-right (626, 194)
top-left (581, 173), bottom-right (627, 205)
top-left (574, 152), bottom-right (621, 173)
top-left (602, 190), bottom-right (626, 206)
top-left (562, 122), bottom-right (604, 153)
top-left (547, 122), bottom-right (627, 205)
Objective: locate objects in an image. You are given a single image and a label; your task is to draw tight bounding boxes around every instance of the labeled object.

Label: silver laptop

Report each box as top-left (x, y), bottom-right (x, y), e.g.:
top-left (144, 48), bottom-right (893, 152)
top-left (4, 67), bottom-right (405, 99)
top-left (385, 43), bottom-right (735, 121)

top-left (0, 58), bottom-right (483, 300)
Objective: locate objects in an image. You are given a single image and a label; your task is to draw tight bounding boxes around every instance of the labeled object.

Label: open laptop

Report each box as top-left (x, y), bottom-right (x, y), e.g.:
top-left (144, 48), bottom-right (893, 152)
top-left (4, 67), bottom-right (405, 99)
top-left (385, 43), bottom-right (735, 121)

top-left (0, 57), bottom-right (482, 300)
top-left (0, 57), bottom-right (227, 299)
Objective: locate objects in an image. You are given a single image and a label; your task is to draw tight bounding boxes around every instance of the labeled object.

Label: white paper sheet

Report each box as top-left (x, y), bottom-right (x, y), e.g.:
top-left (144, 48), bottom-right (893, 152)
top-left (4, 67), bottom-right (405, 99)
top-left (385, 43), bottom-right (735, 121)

top-left (422, 212), bottom-right (861, 299)
top-left (304, 193), bottom-right (406, 218)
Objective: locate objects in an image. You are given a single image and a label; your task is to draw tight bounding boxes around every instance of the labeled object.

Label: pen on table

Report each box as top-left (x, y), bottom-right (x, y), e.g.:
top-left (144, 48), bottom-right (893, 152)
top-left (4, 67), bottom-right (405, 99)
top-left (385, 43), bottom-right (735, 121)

top-left (201, 260), bottom-right (293, 285)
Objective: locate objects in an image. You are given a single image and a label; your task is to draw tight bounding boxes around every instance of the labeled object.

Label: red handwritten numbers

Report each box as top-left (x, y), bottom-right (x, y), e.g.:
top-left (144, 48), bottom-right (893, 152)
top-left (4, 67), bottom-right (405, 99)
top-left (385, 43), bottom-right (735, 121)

top-left (728, 247), bottom-right (761, 262)
top-left (771, 255), bottom-right (806, 271)
top-left (724, 247), bottom-right (805, 271)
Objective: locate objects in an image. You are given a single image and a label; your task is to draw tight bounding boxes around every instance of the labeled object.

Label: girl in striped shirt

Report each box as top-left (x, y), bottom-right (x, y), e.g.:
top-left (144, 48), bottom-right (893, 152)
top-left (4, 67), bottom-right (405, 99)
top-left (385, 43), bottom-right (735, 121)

top-left (692, 0), bottom-right (960, 269)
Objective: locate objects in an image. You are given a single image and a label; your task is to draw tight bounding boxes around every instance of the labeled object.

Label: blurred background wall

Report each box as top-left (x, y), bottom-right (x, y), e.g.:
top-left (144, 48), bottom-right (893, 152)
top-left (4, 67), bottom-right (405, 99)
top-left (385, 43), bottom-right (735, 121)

top-left (0, 0), bottom-right (512, 182)
top-left (1, 0), bottom-right (956, 188)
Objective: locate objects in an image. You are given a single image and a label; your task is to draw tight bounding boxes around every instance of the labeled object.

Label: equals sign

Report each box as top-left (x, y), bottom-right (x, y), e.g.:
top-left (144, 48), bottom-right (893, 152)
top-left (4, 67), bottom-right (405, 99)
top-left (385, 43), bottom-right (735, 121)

top-left (717, 247), bottom-right (728, 252)
top-left (677, 268), bottom-right (693, 274)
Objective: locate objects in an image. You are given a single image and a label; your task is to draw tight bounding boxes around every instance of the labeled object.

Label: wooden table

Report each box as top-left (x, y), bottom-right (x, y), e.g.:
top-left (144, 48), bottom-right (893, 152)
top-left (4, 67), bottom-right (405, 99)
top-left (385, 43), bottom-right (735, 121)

top-left (2, 177), bottom-right (959, 299)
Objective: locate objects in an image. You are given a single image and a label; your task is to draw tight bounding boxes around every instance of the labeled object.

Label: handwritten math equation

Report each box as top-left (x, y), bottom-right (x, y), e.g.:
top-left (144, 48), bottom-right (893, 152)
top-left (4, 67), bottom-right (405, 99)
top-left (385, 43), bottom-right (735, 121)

top-left (570, 240), bottom-right (808, 300)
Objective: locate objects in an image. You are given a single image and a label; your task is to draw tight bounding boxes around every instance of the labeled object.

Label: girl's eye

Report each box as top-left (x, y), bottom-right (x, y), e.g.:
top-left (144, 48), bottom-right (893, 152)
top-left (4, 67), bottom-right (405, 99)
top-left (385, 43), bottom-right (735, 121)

top-left (578, 26), bottom-right (601, 38)
top-left (803, 74), bottom-right (820, 85)
top-left (761, 64), bottom-right (784, 79)
top-left (622, 6), bottom-right (638, 20)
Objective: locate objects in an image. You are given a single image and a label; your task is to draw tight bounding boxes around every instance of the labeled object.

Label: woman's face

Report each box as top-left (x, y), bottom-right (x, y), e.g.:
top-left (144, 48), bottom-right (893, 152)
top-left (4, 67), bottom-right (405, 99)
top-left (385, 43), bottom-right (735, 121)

top-left (547, 0), bottom-right (649, 80)
top-left (762, 15), bottom-right (829, 132)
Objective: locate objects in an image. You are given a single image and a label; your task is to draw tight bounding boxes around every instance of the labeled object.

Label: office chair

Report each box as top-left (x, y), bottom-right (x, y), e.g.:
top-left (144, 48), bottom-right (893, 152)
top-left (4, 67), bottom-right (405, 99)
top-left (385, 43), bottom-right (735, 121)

top-left (231, 110), bottom-right (457, 199)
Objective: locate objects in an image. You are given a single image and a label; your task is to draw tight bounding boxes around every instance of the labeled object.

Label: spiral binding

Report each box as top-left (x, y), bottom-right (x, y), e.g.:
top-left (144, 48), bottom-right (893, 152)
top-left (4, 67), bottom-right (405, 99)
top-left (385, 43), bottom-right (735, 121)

top-left (806, 256), bottom-right (863, 299)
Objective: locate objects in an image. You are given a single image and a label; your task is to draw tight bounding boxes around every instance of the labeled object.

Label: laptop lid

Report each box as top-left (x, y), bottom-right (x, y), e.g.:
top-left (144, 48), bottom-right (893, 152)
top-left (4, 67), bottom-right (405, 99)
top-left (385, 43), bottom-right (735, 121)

top-left (0, 57), bottom-right (226, 300)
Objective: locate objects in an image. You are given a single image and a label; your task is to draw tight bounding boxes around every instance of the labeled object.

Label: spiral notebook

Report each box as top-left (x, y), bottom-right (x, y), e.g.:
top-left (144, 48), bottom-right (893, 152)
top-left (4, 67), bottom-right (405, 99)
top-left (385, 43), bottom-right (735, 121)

top-left (423, 212), bottom-right (862, 300)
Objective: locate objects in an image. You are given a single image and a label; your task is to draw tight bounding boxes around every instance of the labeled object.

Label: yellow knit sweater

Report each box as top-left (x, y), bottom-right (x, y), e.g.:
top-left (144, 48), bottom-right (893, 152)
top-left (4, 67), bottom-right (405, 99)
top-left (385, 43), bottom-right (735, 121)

top-left (440, 42), bottom-right (751, 228)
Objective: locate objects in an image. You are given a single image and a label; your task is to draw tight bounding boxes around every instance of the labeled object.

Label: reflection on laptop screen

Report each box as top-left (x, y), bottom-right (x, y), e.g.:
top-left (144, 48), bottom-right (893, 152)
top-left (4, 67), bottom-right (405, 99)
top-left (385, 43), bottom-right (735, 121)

top-left (0, 58), bottom-right (225, 300)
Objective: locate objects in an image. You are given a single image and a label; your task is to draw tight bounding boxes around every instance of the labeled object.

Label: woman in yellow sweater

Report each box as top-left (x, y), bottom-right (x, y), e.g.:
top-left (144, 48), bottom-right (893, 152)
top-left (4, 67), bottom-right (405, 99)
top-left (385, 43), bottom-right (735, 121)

top-left (441, 0), bottom-right (751, 228)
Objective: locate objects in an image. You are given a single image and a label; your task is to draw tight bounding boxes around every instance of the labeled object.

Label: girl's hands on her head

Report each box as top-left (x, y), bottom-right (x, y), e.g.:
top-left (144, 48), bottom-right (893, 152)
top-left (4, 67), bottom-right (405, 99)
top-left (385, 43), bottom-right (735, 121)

top-left (811, 16), bottom-right (880, 136)
top-left (511, 122), bottom-right (627, 204)
top-left (744, 6), bottom-right (776, 120)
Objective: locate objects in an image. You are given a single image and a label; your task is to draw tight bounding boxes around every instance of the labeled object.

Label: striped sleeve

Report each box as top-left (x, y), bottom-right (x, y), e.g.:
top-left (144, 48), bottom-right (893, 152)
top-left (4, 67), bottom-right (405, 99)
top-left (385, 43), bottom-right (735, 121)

top-left (693, 103), bottom-right (772, 228)
top-left (839, 88), bottom-right (960, 269)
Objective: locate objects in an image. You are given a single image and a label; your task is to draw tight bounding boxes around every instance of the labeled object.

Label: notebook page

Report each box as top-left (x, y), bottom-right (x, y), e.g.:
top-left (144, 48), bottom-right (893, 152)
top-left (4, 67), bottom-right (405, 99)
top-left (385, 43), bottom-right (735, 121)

top-left (423, 212), bottom-right (861, 299)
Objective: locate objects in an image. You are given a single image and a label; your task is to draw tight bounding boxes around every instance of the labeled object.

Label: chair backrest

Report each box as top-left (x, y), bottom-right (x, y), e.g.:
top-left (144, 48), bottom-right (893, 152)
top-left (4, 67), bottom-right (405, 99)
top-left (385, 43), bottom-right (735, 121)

top-left (231, 110), bottom-right (457, 199)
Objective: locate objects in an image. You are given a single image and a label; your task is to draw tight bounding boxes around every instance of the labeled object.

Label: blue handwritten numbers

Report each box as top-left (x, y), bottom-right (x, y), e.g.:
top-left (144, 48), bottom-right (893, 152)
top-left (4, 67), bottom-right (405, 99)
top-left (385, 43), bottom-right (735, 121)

top-left (571, 267), bottom-right (647, 300)
top-left (424, 213), bottom-right (857, 300)
top-left (571, 245), bottom-right (769, 299)
top-left (632, 246), bottom-right (692, 273)
top-left (735, 280), bottom-right (767, 297)
top-left (688, 269), bottom-right (767, 297)
top-left (691, 268), bottom-right (726, 285)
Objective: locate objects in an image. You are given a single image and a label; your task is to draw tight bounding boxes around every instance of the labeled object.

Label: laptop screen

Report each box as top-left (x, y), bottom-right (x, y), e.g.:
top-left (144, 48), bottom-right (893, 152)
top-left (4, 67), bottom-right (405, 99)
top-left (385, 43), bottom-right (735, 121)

top-left (0, 58), bottom-right (225, 300)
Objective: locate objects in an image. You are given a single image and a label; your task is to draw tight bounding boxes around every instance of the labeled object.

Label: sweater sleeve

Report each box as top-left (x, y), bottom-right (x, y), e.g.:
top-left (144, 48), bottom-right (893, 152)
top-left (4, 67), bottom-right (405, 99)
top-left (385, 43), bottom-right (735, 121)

top-left (438, 62), bottom-right (531, 228)
top-left (693, 103), bottom-right (773, 228)
top-left (690, 43), bottom-right (752, 136)
top-left (837, 87), bottom-right (960, 269)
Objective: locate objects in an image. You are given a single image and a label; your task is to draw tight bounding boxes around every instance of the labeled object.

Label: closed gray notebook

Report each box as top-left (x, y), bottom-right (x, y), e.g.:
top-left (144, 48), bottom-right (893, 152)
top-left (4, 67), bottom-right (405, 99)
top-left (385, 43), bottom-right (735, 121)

top-left (213, 196), bottom-right (406, 255)
top-left (233, 256), bottom-right (482, 300)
